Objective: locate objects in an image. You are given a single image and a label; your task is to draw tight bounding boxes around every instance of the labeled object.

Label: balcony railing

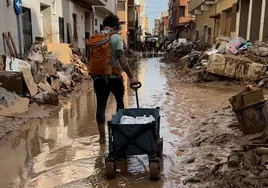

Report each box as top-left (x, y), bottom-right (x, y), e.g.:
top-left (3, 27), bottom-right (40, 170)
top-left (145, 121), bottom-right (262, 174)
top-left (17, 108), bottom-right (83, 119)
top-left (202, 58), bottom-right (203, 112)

top-left (188, 0), bottom-right (216, 13)
top-left (83, 0), bottom-right (106, 6)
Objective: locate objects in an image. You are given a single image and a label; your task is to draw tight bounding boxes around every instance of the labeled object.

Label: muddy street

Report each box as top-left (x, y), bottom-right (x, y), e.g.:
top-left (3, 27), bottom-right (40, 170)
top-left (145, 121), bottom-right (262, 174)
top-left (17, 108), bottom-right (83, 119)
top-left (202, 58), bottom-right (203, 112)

top-left (0, 58), bottom-right (244, 188)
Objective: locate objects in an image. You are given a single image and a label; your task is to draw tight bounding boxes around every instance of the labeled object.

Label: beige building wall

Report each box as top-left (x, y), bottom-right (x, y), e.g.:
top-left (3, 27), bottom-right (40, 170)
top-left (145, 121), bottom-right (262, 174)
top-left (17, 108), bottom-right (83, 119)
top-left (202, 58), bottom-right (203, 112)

top-left (117, 0), bottom-right (128, 43)
top-left (192, 0), bottom-right (237, 44)
top-left (144, 16), bottom-right (149, 33)
top-left (195, 5), bottom-right (215, 43)
top-left (216, 0), bottom-right (237, 12)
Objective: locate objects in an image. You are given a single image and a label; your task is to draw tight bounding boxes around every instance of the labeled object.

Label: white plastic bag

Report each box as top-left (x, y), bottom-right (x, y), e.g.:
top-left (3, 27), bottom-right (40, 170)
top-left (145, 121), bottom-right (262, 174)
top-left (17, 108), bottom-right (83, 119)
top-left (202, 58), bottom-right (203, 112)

top-left (120, 115), bottom-right (156, 124)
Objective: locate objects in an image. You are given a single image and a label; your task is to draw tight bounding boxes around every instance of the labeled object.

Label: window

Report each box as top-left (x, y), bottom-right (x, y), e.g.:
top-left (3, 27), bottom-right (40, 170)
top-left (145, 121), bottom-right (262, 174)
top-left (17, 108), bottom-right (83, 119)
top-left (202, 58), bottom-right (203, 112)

top-left (179, 6), bottom-right (185, 17)
top-left (203, 25), bottom-right (208, 43)
top-left (208, 27), bottom-right (212, 44)
top-left (95, 19), bottom-right (98, 26)
top-left (73, 14), bottom-right (78, 40)
top-left (196, 30), bottom-right (199, 40)
top-left (118, 1), bottom-right (125, 11)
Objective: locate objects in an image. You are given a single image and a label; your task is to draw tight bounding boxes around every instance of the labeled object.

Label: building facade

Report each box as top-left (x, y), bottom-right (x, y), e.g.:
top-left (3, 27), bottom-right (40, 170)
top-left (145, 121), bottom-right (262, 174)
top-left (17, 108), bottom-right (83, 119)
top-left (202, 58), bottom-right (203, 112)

top-left (237, 0), bottom-right (268, 42)
top-left (117, 0), bottom-right (137, 47)
top-left (169, 0), bottom-right (194, 40)
top-left (0, 0), bottom-right (116, 56)
top-left (144, 16), bottom-right (149, 34)
top-left (93, 0), bottom-right (116, 34)
top-left (117, 0), bottom-right (128, 43)
top-left (136, 0), bottom-right (146, 41)
top-left (153, 12), bottom-right (168, 38)
top-left (188, 0), bottom-right (237, 44)
top-left (153, 18), bottom-right (160, 36)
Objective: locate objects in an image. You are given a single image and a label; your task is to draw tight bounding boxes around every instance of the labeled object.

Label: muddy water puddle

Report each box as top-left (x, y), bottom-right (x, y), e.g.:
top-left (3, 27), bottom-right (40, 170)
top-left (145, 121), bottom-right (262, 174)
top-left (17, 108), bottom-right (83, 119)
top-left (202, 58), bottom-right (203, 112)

top-left (0, 58), bottom-right (243, 188)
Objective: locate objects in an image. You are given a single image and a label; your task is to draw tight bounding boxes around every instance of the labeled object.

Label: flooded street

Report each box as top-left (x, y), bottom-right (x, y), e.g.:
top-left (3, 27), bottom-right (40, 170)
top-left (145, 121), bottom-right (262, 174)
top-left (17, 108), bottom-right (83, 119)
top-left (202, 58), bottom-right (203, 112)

top-left (0, 58), bottom-right (243, 188)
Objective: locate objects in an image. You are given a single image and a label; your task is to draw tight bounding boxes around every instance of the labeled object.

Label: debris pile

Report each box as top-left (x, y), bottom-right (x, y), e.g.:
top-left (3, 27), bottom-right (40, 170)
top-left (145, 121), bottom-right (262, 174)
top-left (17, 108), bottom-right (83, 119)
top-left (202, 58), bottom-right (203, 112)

top-left (164, 36), bottom-right (268, 85)
top-left (229, 86), bottom-right (268, 135)
top-left (0, 37), bottom-right (88, 116)
top-left (163, 40), bottom-right (210, 62)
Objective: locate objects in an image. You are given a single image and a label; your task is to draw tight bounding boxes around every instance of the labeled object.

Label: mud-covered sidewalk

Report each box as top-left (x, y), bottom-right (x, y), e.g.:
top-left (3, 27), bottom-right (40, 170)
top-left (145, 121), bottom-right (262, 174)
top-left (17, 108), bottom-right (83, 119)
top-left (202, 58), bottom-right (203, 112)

top-left (0, 58), bottom-right (262, 188)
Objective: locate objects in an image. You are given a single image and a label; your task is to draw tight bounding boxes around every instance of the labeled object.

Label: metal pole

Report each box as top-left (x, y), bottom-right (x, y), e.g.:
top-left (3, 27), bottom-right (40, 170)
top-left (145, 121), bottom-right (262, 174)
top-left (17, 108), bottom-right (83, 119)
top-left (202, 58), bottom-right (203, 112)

top-left (17, 14), bottom-right (23, 56)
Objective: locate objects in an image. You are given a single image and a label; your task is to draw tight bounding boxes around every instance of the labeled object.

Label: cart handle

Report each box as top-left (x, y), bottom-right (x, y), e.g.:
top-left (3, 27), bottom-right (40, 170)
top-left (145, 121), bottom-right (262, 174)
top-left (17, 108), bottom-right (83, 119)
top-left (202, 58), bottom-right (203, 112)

top-left (130, 82), bottom-right (142, 90)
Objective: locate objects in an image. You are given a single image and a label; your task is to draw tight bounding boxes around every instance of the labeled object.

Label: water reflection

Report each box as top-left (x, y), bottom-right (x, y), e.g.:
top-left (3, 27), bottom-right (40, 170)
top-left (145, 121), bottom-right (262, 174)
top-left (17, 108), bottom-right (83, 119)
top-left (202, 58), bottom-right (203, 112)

top-left (1, 58), bottom-right (169, 188)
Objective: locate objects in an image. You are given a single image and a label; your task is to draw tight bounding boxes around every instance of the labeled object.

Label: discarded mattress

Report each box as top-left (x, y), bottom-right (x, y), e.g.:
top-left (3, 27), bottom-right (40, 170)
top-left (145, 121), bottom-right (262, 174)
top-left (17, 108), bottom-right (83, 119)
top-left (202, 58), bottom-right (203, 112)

top-left (120, 115), bottom-right (155, 124)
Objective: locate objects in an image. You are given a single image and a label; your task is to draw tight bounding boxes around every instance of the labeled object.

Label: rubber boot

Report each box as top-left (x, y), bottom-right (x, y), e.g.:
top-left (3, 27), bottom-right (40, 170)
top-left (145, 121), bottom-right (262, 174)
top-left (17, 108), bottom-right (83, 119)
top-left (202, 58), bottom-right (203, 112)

top-left (98, 124), bottom-right (106, 144)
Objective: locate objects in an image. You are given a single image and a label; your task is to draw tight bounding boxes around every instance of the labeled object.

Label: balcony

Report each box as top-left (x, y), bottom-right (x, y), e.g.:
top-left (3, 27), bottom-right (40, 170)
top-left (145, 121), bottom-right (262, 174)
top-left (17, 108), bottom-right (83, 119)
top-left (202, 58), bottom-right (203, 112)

top-left (84, 0), bottom-right (107, 6)
top-left (94, 0), bottom-right (115, 15)
top-left (188, 0), bottom-right (216, 13)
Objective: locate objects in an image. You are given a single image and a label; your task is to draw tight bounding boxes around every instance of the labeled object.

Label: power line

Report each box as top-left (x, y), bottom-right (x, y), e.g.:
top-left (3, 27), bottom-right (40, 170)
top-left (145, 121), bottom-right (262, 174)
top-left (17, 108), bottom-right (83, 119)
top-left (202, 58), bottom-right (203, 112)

top-left (146, 11), bottom-right (167, 15)
top-left (146, 6), bottom-right (166, 8)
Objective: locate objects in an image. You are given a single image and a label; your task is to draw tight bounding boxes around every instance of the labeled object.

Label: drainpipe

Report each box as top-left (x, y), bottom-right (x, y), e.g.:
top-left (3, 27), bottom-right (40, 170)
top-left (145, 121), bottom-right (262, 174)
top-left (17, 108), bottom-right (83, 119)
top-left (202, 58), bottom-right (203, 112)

top-left (213, 2), bottom-right (217, 44)
top-left (259, 0), bottom-right (266, 41)
top-left (246, 0), bottom-right (253, 40)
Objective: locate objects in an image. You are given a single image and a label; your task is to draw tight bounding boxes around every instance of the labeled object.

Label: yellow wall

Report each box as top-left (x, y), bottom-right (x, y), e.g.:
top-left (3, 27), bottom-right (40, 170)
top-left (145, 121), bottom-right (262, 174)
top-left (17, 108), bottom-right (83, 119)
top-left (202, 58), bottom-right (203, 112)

top-left (216, 0), bottom-right (237, 12)
top-left (144, 16), bottom-right (149, 33)
top-left (119, 24), bottom-right (128, 43)
top-left (194, 0), bottom-right (237, 44)
top-left (195, 5), bottom-right (216, 44)
top-left (117, 0), bottom-right (128, 44)
top-left (118, 0), bottom-right (128, 22)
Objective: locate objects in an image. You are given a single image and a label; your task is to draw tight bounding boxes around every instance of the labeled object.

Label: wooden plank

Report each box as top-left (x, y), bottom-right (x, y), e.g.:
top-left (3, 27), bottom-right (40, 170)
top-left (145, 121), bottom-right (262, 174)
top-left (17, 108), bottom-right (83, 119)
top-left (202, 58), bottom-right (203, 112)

top-left (12, 58), bottom-right (38, 96)
top-left (47, 43), bottom-right (72, 64)
top-left (242, 89), bottom-right (264, 106)
top-left (24, 44), bottom-right (34, 60)
top-left (0, 56), bottom-right (4, 71)
top-left (21, 66), bottom-right (38, 96)
top-left (67, 23), bottom-right (74, 45)
top-left (8, 32), bottom-right (19, 58)
top-left (2, 32), bottom-right (15, 57)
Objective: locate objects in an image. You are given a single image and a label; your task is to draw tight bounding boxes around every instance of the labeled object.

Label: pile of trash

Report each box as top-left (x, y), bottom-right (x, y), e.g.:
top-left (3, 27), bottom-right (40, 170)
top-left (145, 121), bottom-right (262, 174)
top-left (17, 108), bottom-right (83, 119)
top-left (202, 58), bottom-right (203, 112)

top-left (0, 38), bottom-right (88, 112)
top-left (163, 39), bottom-right (210, 62)
top-left (163, 36), bottom-right (268, 85)
top-left (124, 47), bottom-right (139, 60)
top-left (211, 86), bottom-right (268, 187)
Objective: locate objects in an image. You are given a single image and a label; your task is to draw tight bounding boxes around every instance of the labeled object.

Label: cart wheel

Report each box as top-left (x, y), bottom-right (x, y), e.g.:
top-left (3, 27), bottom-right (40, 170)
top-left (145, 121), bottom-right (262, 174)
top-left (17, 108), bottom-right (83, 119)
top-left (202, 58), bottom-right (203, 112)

top-left (149, 159), bottom-right (160, 181)
top-left (156, 138), bottom-right (163, 158)
top-left (106, 160), bottom-right (116, 180)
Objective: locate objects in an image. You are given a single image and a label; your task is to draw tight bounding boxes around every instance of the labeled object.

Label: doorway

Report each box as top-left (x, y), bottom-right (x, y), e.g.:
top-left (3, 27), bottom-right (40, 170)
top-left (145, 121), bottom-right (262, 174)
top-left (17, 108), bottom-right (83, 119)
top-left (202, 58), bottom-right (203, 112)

top-left (203, 25), bottom-right (208, 43)
top-left (21, 7), bottom-right (33, 55)
top-left (40, 4), bottom-right (52, 43)
top-left (59, 17), bottom-right (65, 43)
top-left (73, 14), bottom-right (78, 47)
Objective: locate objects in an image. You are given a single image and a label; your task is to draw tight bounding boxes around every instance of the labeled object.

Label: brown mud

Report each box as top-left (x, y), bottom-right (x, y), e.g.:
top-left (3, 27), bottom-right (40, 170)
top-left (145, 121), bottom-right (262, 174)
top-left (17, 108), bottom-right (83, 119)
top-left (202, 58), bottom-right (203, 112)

top-left (0, 58), bottom-right (262, 188)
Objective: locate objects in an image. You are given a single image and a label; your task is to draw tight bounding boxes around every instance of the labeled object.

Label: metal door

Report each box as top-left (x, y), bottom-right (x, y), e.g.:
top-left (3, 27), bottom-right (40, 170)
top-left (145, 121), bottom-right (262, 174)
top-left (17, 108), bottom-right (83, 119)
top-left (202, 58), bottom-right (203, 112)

top-left (59, 17), bottom-right (65, 43)
top-left (21, 7), bottom-right (33, 55)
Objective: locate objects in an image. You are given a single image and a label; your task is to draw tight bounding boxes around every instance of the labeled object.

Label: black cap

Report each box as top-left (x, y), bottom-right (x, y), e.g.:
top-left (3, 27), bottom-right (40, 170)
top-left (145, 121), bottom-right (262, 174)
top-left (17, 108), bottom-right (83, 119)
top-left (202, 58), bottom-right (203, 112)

top-left (103, 14), bottom-right (120, 28)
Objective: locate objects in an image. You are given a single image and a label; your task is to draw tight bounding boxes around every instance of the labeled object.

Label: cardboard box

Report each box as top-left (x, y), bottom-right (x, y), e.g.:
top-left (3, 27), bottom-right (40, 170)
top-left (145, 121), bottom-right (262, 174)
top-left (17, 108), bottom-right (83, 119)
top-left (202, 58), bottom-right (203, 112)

top-left (229, 86), bottom-right (264, 110)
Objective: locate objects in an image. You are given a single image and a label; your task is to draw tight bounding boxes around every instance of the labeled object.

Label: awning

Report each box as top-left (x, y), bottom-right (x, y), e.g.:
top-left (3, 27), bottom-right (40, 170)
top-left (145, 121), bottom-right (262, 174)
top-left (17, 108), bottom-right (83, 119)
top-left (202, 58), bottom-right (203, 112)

top-left (209, 13), bottom-right (220, 18)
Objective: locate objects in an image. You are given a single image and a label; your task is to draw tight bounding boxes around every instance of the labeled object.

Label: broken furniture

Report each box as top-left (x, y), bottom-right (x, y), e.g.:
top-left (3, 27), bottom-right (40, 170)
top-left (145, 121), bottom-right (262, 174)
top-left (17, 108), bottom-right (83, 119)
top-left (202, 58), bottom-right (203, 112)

top-left (230, 86), bottom-right (268, 135)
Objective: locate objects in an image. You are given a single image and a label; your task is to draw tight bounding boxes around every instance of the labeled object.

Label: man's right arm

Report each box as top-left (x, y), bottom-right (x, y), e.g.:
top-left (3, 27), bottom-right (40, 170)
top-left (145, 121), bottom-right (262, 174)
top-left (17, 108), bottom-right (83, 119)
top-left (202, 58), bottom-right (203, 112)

top-left (116, 50), bottom-right (134, 79)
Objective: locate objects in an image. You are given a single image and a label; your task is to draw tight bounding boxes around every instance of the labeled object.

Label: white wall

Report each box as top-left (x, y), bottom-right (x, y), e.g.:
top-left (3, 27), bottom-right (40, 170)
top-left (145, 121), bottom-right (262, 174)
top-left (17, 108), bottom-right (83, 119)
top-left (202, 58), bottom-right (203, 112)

top-left (106, 0), bottom-right (115, 13)
top-left (68, 2), bottom-right (87, 49)
top-left (0, 0), bottom-right (91, 55)
top-left (94, 10), bottom-right (106, 33)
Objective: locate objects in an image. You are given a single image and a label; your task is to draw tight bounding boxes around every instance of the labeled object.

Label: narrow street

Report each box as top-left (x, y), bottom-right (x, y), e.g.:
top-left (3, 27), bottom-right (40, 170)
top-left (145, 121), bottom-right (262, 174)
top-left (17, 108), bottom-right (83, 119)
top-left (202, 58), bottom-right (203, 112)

top-left (0, 58), bottom-right (243, 188)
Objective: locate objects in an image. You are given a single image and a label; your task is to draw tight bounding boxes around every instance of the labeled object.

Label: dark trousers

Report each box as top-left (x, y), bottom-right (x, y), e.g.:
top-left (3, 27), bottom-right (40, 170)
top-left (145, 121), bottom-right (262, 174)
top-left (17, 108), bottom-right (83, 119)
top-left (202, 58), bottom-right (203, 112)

top-left (93, 77), bottom-right (125, 125)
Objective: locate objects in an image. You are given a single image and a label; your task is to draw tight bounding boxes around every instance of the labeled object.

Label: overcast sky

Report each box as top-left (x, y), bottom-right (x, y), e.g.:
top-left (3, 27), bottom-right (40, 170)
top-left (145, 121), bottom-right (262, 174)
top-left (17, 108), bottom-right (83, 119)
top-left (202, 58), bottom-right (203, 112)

top-left (145, 0), bottom-right (168, 33)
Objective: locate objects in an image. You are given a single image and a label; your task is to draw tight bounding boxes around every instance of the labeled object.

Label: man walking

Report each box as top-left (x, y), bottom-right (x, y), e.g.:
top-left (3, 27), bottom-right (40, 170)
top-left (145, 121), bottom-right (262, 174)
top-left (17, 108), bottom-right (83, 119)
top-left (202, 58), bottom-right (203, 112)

top-left (89, 14), bottom-right (139, 144)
